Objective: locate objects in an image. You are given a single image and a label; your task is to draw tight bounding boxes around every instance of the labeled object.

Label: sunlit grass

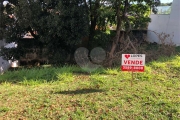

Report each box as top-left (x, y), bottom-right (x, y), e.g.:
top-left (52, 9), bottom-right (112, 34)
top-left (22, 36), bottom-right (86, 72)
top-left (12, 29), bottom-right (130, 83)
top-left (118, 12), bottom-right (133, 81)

top-left (0, 56), bottom-right (180, 119)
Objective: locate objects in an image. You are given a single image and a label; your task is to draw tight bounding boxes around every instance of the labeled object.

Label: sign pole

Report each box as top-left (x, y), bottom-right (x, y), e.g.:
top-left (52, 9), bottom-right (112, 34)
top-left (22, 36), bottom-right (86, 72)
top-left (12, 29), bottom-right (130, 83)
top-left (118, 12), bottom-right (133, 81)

top-left (131, 71), bottom-right (134, 87)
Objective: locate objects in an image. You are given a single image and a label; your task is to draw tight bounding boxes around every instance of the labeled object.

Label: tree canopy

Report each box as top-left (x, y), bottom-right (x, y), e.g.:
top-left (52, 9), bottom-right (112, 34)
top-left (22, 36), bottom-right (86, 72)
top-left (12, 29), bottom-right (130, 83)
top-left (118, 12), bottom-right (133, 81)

top-left (0, 0), bottom-right (89, 63)
top-left (0, 0), bottom-right (161, 66)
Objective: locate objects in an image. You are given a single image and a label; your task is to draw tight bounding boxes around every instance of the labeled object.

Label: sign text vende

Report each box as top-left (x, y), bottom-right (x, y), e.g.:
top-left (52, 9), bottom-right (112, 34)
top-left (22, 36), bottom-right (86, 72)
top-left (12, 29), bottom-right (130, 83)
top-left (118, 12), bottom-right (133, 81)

top-left (124, 60), bottom-right (143, 65)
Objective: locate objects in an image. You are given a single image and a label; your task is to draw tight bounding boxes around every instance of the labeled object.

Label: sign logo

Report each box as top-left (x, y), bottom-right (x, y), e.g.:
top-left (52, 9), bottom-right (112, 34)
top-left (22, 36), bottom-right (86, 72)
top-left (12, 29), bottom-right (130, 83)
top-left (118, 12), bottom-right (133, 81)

top-left (125, 54), bottom-right (130, 59)
top-left (121, 54), bottom-right (145, 72)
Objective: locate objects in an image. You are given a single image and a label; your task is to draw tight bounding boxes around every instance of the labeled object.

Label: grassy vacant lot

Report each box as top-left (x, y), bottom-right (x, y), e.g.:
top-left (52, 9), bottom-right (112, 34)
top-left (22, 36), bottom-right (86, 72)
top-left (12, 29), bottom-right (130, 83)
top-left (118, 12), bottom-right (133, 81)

top-left (0, 56), bottom-right (180, 120)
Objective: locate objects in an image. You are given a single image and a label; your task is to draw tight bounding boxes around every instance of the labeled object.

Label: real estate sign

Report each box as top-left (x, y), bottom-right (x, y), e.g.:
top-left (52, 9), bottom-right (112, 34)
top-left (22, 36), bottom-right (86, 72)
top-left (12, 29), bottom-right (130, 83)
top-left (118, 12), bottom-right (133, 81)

top-left (121, 54), bottom-right (145, 72)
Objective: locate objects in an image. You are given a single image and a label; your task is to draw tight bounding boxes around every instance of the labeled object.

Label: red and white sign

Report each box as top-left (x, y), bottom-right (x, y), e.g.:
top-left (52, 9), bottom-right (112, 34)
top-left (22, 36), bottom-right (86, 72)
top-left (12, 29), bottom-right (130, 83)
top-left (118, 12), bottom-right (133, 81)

top-left (121, 54), bottom-right (145, 72)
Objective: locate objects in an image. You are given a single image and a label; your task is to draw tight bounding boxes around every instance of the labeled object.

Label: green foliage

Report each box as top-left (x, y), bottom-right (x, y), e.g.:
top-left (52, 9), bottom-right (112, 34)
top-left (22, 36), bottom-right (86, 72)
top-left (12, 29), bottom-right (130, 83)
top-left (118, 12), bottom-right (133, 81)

top-left (0, 0), bottom-right (89, 63)
top-left (89, 0), bottom-right (157, 30)
top-left (125, 2), bottom-right (151, 29)
top-left (1, 0), bottom-right (163, 66)
top-left (0, 11), bottom-right (6, 39)
top-left (89, 30), bottom-right (112, 49)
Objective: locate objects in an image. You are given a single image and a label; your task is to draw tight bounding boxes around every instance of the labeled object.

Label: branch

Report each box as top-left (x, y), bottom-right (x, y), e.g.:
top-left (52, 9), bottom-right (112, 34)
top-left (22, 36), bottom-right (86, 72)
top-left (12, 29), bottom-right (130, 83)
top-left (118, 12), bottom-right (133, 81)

top-left (123, 0), bottom-right (129, 18)
top-left (127, 36), bottom-right (137, 54)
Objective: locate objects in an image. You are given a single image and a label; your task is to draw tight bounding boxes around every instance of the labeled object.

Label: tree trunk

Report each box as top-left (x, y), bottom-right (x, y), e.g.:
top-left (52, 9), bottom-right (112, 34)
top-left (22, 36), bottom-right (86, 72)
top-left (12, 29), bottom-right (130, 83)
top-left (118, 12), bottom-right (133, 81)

top-left (108, 1), bottom-right (122, 67)
top-left (89, 0), bottom-right (100, 44)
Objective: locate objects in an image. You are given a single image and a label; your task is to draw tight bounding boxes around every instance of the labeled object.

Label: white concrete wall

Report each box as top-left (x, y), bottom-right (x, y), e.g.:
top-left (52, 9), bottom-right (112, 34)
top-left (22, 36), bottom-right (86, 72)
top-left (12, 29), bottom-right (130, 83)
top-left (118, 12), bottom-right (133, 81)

top-left (147, 0), bottom-right (180, 45)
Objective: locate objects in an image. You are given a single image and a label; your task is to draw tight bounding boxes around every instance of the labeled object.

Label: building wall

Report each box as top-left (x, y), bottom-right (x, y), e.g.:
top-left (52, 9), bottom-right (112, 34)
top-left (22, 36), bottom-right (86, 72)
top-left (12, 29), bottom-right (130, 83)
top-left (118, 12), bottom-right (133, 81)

top-left (147, 0), bottom-right (180, 45)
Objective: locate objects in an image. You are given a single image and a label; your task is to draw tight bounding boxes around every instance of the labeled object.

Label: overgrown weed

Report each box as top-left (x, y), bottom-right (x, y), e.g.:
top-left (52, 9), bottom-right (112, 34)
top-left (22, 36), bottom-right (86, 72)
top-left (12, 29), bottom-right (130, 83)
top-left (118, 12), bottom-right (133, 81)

top-left (107, 31), bottom-right (178, 66)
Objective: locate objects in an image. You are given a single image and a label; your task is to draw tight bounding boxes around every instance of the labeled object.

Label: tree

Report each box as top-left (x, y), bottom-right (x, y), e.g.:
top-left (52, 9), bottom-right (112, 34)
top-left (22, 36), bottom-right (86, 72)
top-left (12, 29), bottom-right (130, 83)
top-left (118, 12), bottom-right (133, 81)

top-left (104, 0), bottom-right (160, 66)
top-left (0, 0), bottom-right (89, 64)
top-left (0, 0), bottom-right (161, 66)
top-left (81, 0), bottom-right (160, 66)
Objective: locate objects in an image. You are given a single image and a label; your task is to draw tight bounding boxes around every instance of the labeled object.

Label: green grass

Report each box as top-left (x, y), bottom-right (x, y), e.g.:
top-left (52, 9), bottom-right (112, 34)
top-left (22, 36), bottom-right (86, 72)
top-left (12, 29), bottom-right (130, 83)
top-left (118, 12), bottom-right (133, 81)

top-left (0, 56), bottom-right (180, 119)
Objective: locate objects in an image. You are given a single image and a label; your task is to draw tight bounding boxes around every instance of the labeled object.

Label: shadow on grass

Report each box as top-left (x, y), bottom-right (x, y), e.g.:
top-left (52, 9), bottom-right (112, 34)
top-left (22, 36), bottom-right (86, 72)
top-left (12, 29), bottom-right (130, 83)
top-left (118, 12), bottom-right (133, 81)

top-left (54, 88), bottom-right (105, 94)
top-left (73, 71), bottom-right (91, 75)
